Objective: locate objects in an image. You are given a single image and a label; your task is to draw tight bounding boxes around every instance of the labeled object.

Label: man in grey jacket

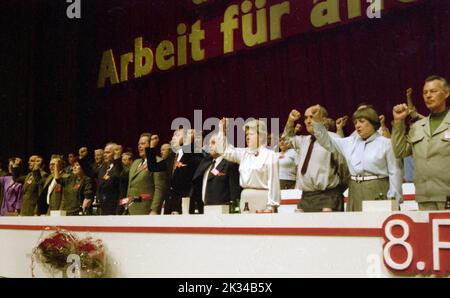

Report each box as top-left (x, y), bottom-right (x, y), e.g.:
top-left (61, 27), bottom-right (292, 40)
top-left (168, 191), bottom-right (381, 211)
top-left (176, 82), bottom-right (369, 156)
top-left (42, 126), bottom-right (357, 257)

top-left (391, 75), bottom-right (450, 211)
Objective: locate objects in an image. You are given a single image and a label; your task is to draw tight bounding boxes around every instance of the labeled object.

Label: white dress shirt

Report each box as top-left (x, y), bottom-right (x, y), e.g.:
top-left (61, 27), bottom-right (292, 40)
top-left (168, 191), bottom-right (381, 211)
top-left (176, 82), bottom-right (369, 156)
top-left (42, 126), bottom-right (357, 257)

top-left (217, 132), bottom-right (281, 206)
top-left (46, 178), bottom-right (58, 204)
top-left (313, 122), bottom-right (403, 201)
top-left (286, 133), bottom-right (344, 192)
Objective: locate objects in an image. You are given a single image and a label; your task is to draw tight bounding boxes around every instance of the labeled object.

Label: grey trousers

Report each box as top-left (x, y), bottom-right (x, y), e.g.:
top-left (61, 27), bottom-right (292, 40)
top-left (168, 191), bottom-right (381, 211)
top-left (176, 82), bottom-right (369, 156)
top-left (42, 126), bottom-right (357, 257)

top-left (348, 178), bottom-right (389, 212)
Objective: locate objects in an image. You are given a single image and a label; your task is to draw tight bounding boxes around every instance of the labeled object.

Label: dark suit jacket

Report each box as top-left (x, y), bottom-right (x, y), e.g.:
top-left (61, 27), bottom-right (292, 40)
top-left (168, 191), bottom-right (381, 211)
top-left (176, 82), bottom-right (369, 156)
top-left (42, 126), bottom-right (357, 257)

top-left (190, 156), bottom-right (241, 214)
top-left (90, 162), bottom-right (102, 178)
top-left (37, 173), bottom-right (65, 215)
top-left (146, 145), bottom-right (203, 214)
top-left (56, 174), bottom-right (94, 215)
top-left (97, 158), bottom-right (123, 215)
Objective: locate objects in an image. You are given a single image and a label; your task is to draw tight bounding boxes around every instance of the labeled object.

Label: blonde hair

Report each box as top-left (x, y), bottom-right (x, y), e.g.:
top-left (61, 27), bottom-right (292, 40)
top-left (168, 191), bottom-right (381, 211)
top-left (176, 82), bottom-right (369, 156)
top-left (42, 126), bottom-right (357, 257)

top-left (244, 119), bottom-right (268, 146)
top-left (244, 119), bottom-right (267, 135)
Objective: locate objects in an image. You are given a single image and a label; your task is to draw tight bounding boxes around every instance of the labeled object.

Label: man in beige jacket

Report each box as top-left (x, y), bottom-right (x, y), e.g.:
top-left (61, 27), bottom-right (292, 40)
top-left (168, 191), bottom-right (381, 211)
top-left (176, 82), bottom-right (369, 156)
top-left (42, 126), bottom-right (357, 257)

top-left (391, 75), bottom-right (450, 211)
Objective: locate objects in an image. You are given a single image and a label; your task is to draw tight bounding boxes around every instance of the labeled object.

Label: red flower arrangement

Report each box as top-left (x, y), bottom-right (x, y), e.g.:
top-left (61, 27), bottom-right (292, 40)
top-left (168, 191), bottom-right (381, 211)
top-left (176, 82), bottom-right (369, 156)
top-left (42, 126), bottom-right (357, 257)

top-left (77, 237), bottom-right (106, 277)
top-left (32, 230), bottom-right (106, 278)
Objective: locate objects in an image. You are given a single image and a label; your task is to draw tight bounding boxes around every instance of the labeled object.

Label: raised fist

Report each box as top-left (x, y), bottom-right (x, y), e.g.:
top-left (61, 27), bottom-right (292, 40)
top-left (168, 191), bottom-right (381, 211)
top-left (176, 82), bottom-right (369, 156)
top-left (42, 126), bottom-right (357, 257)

top-left (288, 109), bottom-right (301, 122)
top-left (406, 88), bottom-right (413, 100)
top-left (310, 105), bottom-right (324, 122)
top-left (12, 158), bottom-right (22, 168)
top-left (379, 115), bottom-right (386, 125)
top-left (219, 118), bottom-right (228, 133)
top-left (150, 135), bottom-right (159, 148)
top-left (78, 147), bottom-right (88, 159)
top-left (32, 162), bottom-right (40, 171)
top-left (336, 116), bottom-right (349, 129)
top-left (392, 104), bottom-right (409, 122)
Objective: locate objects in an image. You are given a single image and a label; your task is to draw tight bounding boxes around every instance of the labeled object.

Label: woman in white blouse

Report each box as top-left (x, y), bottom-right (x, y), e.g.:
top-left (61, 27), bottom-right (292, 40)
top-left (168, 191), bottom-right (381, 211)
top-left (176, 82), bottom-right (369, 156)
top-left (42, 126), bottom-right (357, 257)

top-left (310, 105), bottom-right (402, 211)
top-left (217, 118), bottom-right (280, 212)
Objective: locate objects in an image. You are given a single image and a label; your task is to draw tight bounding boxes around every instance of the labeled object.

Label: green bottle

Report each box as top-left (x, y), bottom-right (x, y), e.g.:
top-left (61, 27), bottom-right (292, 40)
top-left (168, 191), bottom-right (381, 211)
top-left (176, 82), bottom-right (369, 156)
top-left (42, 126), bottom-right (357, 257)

top-left (231, 199), bottom-right (241, 214)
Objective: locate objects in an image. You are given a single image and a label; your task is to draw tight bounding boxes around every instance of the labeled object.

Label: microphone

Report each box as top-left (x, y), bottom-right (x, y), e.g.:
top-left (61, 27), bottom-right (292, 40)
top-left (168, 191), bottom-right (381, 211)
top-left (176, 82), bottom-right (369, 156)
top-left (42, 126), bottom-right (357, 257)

top-left (118, 194), bottom-right (153, 206)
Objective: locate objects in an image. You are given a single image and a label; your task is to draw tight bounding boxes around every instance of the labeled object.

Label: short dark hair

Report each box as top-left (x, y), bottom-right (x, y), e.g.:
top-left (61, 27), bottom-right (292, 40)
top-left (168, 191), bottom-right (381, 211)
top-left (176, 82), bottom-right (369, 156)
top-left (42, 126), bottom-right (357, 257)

top-left (122, 152), bottom-right (134, 160)
top-left (353, 107), bottom-right (381, 131)
top-left (425, 75), bottom-right (449, 90)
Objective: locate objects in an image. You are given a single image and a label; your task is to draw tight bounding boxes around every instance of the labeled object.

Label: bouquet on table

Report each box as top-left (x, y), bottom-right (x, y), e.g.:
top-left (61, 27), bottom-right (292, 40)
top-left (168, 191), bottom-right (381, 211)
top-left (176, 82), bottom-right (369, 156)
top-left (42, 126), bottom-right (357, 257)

top-left (32, 229), bottom-right (106, 278)
top-left (77, 237), bottom-right (106, 277)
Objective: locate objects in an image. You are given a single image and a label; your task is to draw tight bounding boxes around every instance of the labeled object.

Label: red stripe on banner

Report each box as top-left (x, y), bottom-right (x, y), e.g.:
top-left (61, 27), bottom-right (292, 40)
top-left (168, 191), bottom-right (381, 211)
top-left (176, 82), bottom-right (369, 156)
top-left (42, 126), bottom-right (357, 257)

top-left (282, 195), bottom-right (416, 205)
top-left (0, 224), bottom-right (382, 237)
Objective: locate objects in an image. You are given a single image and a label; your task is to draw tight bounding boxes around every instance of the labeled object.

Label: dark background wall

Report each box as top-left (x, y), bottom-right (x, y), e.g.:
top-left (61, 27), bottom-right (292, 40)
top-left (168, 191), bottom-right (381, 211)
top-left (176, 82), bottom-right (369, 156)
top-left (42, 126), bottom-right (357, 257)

top-left (1, 0), bottom-right (449, 166)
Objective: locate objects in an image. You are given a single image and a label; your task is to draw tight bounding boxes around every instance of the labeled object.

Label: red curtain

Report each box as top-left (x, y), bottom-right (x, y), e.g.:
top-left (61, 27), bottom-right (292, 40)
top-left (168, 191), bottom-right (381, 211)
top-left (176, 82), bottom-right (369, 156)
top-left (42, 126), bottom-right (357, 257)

top-left (1, 0), bottom-right (449, 159)
top-left (79, 0), bottom-right (450, 150)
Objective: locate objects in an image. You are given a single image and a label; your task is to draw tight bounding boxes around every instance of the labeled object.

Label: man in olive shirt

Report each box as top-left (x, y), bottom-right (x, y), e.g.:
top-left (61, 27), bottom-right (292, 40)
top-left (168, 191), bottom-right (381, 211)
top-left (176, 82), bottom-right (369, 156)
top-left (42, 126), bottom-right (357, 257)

top-left (392, 75), bottom-right (450, 211)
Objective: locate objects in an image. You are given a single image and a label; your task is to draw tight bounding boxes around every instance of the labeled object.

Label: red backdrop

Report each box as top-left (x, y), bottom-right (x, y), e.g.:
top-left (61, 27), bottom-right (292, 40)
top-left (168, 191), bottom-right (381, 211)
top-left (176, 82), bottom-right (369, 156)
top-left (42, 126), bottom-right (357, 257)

top-left (0, 0), bottom-right (449, 160)
top-left (80, 0), bottom-right (450, 151)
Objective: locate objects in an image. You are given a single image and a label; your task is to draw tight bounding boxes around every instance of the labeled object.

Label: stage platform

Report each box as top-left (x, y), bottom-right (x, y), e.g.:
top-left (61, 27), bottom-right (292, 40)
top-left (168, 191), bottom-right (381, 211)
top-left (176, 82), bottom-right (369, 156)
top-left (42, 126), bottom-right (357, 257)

top-left (0, 211), bottom-right (449, 278)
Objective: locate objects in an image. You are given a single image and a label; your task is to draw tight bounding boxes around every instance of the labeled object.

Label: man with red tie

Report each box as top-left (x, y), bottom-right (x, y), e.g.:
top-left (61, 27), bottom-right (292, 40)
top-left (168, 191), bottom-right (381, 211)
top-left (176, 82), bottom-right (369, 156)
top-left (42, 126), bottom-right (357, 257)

top-left (283, 106), bottom-right (349, 212)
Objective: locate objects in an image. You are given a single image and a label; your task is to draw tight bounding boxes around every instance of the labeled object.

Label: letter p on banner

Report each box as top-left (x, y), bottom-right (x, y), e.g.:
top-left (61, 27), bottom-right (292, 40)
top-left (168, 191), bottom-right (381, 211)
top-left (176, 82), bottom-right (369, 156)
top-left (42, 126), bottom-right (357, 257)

top-left (432, 217), bottom-right (450, 271)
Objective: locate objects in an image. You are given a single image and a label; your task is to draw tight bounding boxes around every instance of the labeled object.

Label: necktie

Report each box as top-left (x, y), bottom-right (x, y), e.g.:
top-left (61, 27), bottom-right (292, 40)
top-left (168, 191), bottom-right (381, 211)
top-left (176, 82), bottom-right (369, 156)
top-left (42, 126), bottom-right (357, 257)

top-left (207, 159), bottom-right (216, 178)
top-left (172, 153), bottom-right (179, 175)
top-left (138, 160), bottom-right (147, 170)
top-left (301, 135), bottom-right (316, 175)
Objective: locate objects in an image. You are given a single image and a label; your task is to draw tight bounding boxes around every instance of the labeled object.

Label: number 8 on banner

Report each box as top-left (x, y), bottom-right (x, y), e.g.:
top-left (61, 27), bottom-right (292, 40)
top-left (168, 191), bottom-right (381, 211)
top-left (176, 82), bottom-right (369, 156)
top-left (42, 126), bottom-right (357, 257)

top-left (383, 219), bottom-right (413, 270)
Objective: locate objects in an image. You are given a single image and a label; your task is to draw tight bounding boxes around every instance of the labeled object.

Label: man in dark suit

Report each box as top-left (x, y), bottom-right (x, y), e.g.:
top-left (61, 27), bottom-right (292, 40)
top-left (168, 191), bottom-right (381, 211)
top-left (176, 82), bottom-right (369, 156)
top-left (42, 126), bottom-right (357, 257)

top-left (190, 134), bottom-right (241, 214)
top-left (146, 129), bottom-right (203, 214)
top-left (96, 143), bottom-right (123, 215)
